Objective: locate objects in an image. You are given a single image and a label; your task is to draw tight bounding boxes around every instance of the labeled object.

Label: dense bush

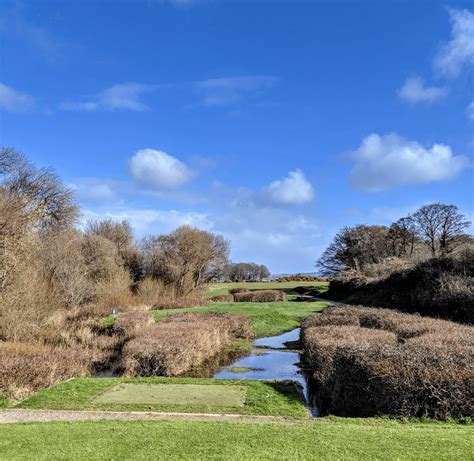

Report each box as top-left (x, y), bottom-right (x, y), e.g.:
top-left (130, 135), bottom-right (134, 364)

top-left (325, 251), bottom-right (474, 323)
top-left (0, 341), bottom-right (92, 400)
top-left (122, 313), bottom-right (252, 376)
top-left (209, 294), bottom-right (235, 303)
top-left (228, 288), bottom-right (250, 295)
top-left (302, 306), bottom-right (474, 419)
top-left (276, 274), bottom-right (325, 282)
top-left (233, 290), bottom-right (287, 303)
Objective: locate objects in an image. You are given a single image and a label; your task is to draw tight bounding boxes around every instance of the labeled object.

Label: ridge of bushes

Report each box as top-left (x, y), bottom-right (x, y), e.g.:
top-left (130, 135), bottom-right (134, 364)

top-left (302, 306), bottom-right (474, 420)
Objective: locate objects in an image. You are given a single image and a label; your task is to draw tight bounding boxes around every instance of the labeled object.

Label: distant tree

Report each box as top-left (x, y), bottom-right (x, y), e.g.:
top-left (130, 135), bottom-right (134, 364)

top-left (142, 226), bottom-right (229, 295)
top-left (316, 225), bottom-right (392, 275)
top-left (410, 203), bottom-right (471, 257)
top-left (224, 262), bottom-right (270, 282)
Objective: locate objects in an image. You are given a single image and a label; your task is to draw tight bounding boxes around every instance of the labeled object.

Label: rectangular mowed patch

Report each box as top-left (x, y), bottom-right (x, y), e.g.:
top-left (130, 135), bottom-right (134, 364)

top-left (92, 383), bottom-right (246, 408)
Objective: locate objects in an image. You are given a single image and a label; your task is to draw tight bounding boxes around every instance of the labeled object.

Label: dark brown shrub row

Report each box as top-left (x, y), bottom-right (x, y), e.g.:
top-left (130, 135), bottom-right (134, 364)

top-left (302, 306), bottom-right (474, 419)
top-left (324, 253), bottom-right (474, 324)
top-left (233, 290), bottom-right (287, 303)
top-left (122, 312), bottom-right (252, 376)
top-left (209, 294), bottom-right (235, 303)
top-left (228, 288), bottom-right (250, 295)
top-left (0, 341), bottom-right (92, 400)
top-left (276, 274), bottom-right (326, 282)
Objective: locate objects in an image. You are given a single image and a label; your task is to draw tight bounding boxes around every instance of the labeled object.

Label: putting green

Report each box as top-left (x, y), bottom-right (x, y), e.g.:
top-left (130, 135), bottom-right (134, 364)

top-left (92, 383), bottom-right (246, 408)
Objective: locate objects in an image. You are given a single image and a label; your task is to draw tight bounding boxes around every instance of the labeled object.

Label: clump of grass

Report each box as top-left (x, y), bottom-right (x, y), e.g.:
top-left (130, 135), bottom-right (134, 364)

top-left (122, 312), bottom-right (252, 376)
top-left (302, 306), bottom-right (474, 419)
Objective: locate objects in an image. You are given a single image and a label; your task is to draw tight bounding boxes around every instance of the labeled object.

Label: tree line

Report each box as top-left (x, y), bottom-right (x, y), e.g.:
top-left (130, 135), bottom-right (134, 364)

top-left (317, 203), bottom-right (472, 276)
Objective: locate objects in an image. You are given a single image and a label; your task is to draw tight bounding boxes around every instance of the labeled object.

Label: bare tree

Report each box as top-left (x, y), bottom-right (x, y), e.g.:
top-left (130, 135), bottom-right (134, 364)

top-left (142, 226), bottom-right (230, 295)
top-left (411, 204), bottom-right (471, 257)
top-left (0, 147), bottom-right (78, 229)
top-left (387, 216), bottom-right (418, 257)
top-left (316, 225), bottom-right (392, 275)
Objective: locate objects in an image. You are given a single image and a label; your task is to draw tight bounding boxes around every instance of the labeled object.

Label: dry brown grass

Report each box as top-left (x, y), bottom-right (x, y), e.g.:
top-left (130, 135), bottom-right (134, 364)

top-left (228, 288), bottom-right (250, 295)
top-left (233, 290), bottom-right (287, 303)
top-left (122, 312), bottom-right (252, 376)
top-left (0, 341), bottom-right (92, 400)
top-left (302, 306), bottom-right (474, 419)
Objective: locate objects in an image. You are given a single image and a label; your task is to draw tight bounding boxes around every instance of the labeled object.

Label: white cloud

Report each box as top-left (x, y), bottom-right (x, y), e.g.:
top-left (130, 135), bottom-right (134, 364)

top-left (349, 133), bottom-right (471, 192)
top-left (434, 8), bottom-right (474, 77)
top-left (128, 148), bottom-right (193, 190)
top-left (398, 77), bottom-right (447, 103)
top-left (70, 179), bottom-right (119, 204)
top-left (261, 169), bottom-right (314, 205)
top-left (195, 76), bottom-right (277, 106)
top-left (467, 101), bottom-right (474, 121)
top-left (60, 83), bottom-right (156, 112)
top-left (0, 82), bottom-right (34, 112)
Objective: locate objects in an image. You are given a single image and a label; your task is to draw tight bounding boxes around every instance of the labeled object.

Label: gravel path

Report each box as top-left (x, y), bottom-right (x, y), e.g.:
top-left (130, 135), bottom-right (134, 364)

top-left (0, 409), bottom-right (304, 425)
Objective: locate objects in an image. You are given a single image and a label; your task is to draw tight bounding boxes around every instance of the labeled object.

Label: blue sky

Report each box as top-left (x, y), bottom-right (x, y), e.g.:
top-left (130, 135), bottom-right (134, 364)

top-left (1, 0), bottom-right (473, 273)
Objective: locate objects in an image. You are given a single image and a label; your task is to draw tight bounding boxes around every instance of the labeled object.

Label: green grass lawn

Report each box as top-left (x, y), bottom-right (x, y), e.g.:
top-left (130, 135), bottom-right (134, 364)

top-left (207, 281), bottom-right (328, 297)
top-left (152, 300), bottom-right (328, 338)
top-left (1, 419), bottom-right (471, 460)
top-left (17, 377), bottom-right (308, 418)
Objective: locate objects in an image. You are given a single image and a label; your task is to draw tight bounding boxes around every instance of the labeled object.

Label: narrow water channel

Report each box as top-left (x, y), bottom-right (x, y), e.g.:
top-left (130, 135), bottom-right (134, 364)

top-left (213, 328), bottom-right (318, 417)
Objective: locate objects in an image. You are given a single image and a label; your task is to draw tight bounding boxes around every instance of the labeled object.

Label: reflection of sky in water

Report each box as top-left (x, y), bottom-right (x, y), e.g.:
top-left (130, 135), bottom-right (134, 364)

top-left (214, 328), bottom-right (318, 416)
top-left (254, 328), bottom-right (300, 349)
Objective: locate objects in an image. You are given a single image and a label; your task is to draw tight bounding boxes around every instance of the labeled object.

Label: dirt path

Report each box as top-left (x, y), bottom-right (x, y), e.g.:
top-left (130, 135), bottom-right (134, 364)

top-left (0, 409), bottom-right (307, 425)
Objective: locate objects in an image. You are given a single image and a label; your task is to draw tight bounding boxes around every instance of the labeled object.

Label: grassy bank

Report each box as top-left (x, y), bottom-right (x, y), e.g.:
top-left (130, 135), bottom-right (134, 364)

top-left (1, 418), bottom-right (472, 460)
top-left (153, 300), bottom-right (328, 338)
top-left (17, 377), bottom-right (308, 418)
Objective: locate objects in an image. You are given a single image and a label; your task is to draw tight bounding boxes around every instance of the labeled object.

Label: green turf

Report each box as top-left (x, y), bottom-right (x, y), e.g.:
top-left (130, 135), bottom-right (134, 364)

top-left (93, 383), bottom-right (245, 407)
top-left (0, 419), bottom-right (471, 460)
top-left (207, 281), bottom-right (328, 297)
top-left (228, 367), bottom-right (261, 373)
top-left (153, 300), bottom-right (328, 337)
top-left (17, 377), bottom-right (308, 418)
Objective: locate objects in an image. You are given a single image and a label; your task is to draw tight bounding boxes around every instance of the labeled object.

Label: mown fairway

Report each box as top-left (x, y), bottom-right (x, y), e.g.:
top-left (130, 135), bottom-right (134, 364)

top-left (1, 419), bottom-right (472, 461)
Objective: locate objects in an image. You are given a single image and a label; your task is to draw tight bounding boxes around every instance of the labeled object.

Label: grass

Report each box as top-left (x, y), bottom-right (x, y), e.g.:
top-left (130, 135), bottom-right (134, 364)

top-left (207, 281), bottom-right (328, 297)
top-left (0, 419), bottom-right (472, 460)
top-left (17, 377), bottom-right (308, 418)
top-left (153, 301), bottom-right (328, 338)
top-left (92, 383), bottom-right (246, 407)
top-left (228, 367), bottom-right (261, 373)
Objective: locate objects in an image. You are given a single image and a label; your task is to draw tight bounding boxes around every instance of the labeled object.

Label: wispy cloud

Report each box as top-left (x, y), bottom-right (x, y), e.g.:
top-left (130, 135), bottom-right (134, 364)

top-left (434, 8), bottom-right (474, 78)
top-left (194, 76), bottom-right (277, 106)
top-left (0, 82), bottom-right (35, 112)
top-left (0, 6), bottom-right (60, 63)
top-left (60, 83), bottom-right (157, 112)
top-left (349, 133), bottom-right (471, 192)
top-left (466, 101), bottom-right (474, 122)
top-left (398, 77), bottom-right (447, 104)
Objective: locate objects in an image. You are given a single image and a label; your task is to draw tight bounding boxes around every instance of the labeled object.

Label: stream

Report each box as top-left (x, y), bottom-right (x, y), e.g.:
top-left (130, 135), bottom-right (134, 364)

top-left (213, 328), bottom-right (318, 417)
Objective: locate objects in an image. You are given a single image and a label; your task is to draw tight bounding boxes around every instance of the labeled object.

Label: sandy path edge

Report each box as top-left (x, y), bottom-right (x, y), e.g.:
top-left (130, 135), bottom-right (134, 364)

top-left (0, 409), bottom-right (312, 425)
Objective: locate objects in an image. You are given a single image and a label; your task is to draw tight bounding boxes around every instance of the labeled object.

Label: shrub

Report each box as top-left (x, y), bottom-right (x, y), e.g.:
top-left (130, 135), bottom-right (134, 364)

top-left (152, 294), bottom-right (206, 310)
top-left (0, 341), bottom-right (92, 400)
top-left (136, 277), bottom-right (167, 306)
top-left (325, 252), bottom-right (474, 324)
top-left (209, 294), bottom-right (234, 303)
top-left (122, 313), bottom-right (252, 376)
top-left (113, 311), bottom-right (155, 339)
top-left (233, 290), bottom-right (287, 303)
top-left (302, 306), bottom-right (474, 419)
top-left (229, 288), bottom-right (250, 295)
top-left (276, 274), bottom-right (326, 282)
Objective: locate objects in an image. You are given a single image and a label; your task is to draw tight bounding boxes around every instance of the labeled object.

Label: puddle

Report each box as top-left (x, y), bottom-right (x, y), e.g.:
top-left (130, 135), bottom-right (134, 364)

top-left (214, 328), bottom-right (318, 417)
